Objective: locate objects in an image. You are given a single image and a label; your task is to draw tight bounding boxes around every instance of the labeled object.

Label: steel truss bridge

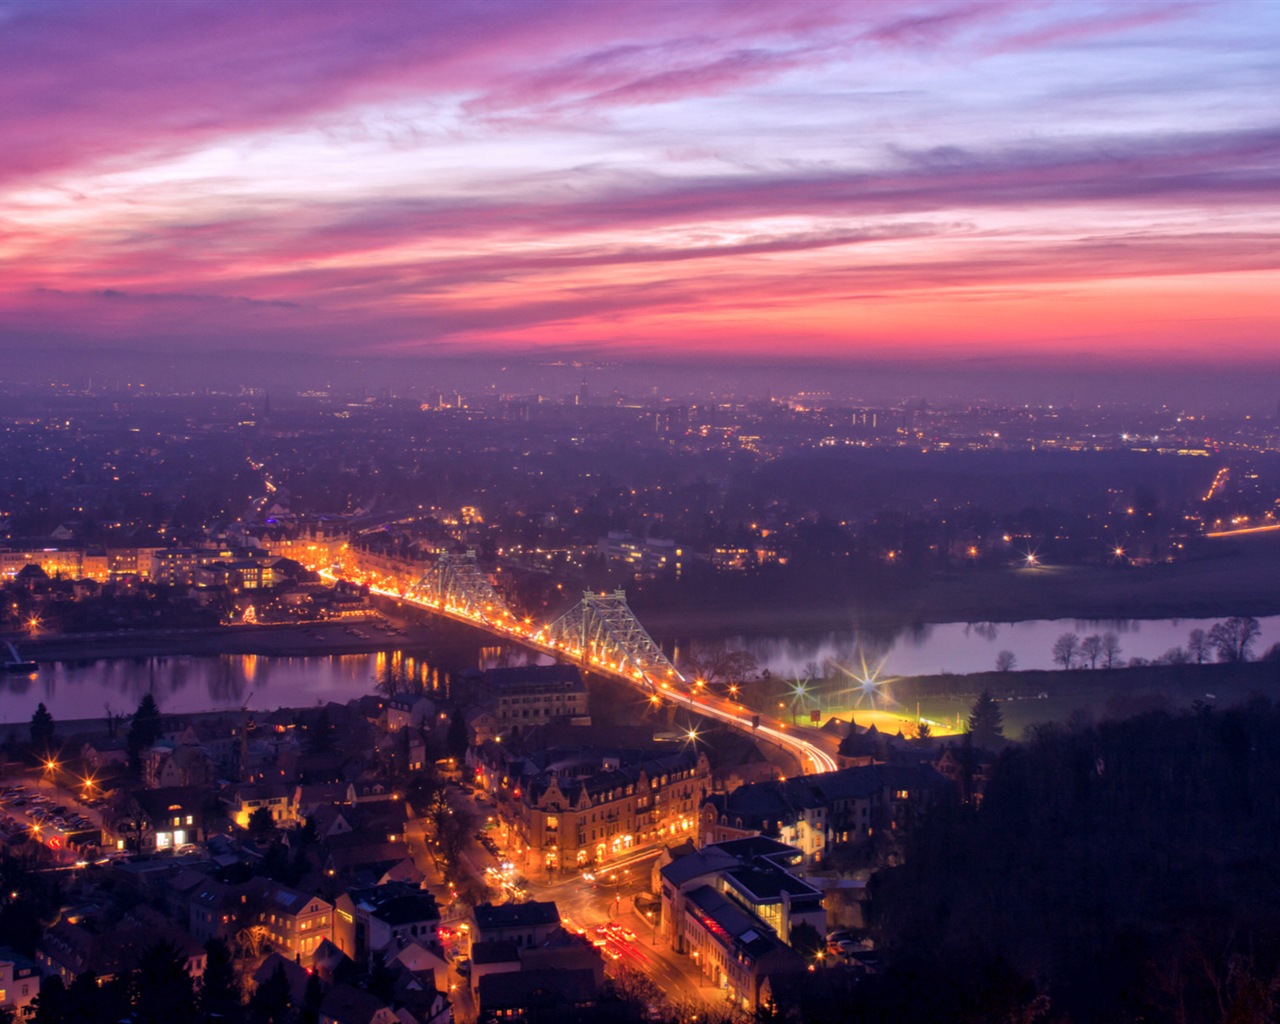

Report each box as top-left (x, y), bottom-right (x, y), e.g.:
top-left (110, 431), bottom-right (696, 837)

top-left (331, 551), bottom-right (837, 773)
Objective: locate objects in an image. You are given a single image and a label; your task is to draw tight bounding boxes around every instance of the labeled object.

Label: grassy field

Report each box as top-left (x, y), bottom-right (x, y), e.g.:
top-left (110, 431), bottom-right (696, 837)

top-left (853, 660), bottom-right (1280, 739)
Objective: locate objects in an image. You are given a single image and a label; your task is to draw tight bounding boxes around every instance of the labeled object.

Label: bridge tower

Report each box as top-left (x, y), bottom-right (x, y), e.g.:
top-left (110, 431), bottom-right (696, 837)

top-left (408, 550), bottom-right (513, 625)
top-left (543, 590), bottom-right (684, 687)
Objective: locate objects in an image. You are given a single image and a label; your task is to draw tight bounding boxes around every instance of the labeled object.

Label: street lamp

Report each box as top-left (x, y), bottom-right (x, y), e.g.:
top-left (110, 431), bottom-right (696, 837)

top-left (44, 759), bottom-right (62, 801)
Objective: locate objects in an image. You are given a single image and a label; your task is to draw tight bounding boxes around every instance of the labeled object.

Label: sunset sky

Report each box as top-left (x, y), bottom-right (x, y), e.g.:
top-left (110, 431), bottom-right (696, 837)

top-left (1, 0), bottom-right (1277, 372)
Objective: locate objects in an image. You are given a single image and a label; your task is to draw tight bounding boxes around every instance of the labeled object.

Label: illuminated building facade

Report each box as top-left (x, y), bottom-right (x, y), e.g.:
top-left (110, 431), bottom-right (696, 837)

top-left (493, 746), bottom-right (710, 873)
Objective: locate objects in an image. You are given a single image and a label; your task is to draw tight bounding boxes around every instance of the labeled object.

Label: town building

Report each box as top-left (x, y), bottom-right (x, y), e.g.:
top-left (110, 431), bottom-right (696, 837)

top-left (699, 761), bottom-right (950, 860)
top-left (597, 531), bottom-right (687, 578)
top-left (471, 900), bottom-right (561, 948)
top-left (476, 743), bottom-right (710, 873)
top-left (333, 882), bottom-right (440, 964)
top-left (657, 837), bottom-right (811, 1011)
top-left (0, 948), bottom-right (40, 1019)
top-left (475, 664), bottom-right (591, 737)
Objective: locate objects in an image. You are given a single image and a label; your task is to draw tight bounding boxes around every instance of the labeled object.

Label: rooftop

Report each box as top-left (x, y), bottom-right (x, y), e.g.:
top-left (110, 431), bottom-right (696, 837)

top-left (473, 899), bottom-right (559, 931)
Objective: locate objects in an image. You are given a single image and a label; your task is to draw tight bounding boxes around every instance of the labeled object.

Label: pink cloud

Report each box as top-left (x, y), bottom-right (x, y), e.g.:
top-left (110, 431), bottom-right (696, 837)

top-left (992, 2), bottom-right (1197, 53)
top-left (0, 0), bottom-right (864, 185)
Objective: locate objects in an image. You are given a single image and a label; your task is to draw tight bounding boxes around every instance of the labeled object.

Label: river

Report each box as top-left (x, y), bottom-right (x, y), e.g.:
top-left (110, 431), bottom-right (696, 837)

top-left (3, 614), bottom-right (1277, 731)
top-left (0, 650), bottom-right (458, 727)
top-left (665, 614), bottom-right (1280, 680)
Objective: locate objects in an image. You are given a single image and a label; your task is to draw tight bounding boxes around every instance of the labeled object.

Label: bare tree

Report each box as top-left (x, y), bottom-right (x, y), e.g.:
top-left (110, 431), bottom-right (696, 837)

top-left (1209, 616), bottom-right (1261, 663)
top-left (1186, 628), bottom-right (1210, 665)
top-left (1079, 634), bottom-right (1103, 669)
top-left (995, 650), bottom-right (1017, 673)
top-left (1052, 632), bottom-right (1081, 669)
top-left (1100, 632), bottom-right (1122, 669)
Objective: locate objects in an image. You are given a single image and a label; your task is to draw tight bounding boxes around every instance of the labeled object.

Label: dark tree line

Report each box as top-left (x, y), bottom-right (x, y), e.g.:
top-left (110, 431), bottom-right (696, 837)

top-left (1052, 617), bottom-right (1263, 670)
top-left (855, 698), bottom-right (1280, 1023)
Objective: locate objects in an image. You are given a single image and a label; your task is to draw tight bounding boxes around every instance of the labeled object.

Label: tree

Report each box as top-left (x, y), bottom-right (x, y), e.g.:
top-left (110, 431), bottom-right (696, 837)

top-left (995, 650), bottom-right (1017, 673)
top-left (1100, 632), bottom-right (1122, 669)
top-left (103, 703), bottom-right (126, 739)
top-left (29, 703), bottom-right (55, 753)
top-left (1209, 616), bottom-right (1261, 663)
top-left (299, 972), bottom-right (323, 1024)
top-left (247, 963), bottom-right (291, 1024)
top-left (1051, 633), bottom-right (1080, 670)
top-left (134, 940), bottom-right (197, 1024)
top-left (1186, 628), bottom-right (1210, 665)
top-left (789, 921), bottom-right (826, 959)
top-left (1079, 634), bottom-right (1102, 669)
top-left (446, 707), bottom-right (469, 761)
top-left (304, 709), bottom-right (336, 755)
top-left (687, 646), bottom-right (759, 687)
top-left (247, 806), bottom-right (276, 836)
top-left (199, 938), bottom-right (242, 1024)
top-left (128, 693), bottom-right (164, 773)
top-left (914, 721), bottom-right (933, 741)
top-left (31, 975), bottom-right (67, 1024)
top-left (967, 690), bottom-right (1005, 749)
top-left (66, 969), bottom-right (128, 1024)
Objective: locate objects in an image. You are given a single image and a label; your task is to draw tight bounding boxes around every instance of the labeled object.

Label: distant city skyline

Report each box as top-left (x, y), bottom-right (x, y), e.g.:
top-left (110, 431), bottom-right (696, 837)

top-left (1, 0), bottom-right (1276, 381)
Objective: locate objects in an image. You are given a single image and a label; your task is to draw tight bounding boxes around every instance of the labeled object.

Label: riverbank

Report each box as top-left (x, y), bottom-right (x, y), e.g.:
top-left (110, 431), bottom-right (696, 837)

top-left (883, 659), bottom-right (1280, 737)
top-left (639, 533), bottom-right (1280, 637)
top-left (5, 618), bottom-right (441, 663)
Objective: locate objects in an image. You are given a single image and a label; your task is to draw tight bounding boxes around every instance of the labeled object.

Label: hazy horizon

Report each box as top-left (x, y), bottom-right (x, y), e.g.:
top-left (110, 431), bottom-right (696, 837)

top-left (0, 345), bottom-right (1276, 413)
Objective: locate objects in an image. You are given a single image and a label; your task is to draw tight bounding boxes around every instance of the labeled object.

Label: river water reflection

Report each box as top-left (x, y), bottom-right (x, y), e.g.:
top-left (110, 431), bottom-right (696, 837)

top-left (3, 614), bottom-right (1278, 728)
top-left (0, 650), bottom-right (454, 726)
top-left (667, 614), bottom-right (1280, 680)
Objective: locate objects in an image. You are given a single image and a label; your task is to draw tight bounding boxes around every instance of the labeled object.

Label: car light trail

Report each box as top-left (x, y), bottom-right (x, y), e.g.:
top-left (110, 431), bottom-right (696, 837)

top-left (318, 565), bottom-right (839, 775)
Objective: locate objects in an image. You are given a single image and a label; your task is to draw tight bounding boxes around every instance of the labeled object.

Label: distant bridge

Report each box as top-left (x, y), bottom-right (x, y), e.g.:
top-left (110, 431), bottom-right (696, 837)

top-left (403, 550), bottom-right (682, 687)
top-left (325, 551), bottom-right (837, 772)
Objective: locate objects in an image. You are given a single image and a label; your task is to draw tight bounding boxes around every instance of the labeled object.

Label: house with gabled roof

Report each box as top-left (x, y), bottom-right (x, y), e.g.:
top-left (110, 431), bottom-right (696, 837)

top-left (333, 882), bottom-right (440, 964)
top-left (699, 762), bottom-right (950, 860)
top-left (320, 983), bottom-right (399, 1024)
top-left (477, 743), bottom-right (710, 874)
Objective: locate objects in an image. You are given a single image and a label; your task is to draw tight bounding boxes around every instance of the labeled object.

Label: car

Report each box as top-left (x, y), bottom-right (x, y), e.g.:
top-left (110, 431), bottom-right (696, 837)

top-left (454, 958), bottom-right (471, 976)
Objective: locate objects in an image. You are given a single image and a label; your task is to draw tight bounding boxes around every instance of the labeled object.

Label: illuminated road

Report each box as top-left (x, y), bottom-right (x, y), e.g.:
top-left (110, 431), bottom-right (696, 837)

top-left (319, 567), bottom-right (839, 775)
